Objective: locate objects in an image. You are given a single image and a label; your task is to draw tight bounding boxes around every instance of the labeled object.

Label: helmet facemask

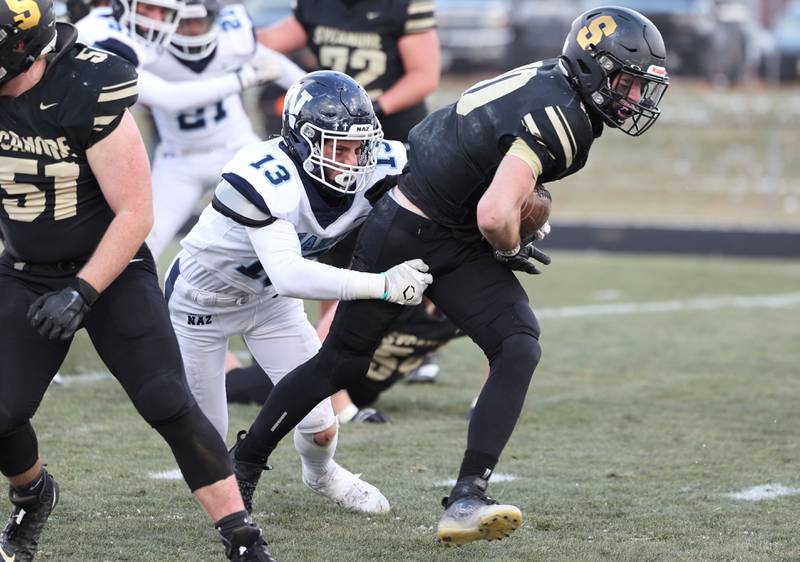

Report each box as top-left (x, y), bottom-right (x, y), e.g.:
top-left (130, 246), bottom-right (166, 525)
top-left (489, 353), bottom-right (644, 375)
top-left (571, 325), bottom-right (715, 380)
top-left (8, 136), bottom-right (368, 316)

top-left (589, 53), bottom-right (668, 136)
top-left (168, 1), bottom-right (217, 61)
top-left (297, 121), bottom-right (384, 195)
top-left (117, 0), bottom-right (183, 49)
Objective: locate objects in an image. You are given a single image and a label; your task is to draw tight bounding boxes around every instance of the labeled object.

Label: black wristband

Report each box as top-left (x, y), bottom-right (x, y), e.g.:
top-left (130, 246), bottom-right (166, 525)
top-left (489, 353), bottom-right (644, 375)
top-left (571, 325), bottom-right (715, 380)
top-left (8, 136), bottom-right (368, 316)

top-left (73, 277), bottom-right (100, 306)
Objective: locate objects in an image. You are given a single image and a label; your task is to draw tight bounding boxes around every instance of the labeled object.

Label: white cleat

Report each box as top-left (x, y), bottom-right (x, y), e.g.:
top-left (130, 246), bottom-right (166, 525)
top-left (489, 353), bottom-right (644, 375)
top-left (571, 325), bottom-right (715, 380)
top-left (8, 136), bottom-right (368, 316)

top-left (303, 462), bottom-right (390, 513)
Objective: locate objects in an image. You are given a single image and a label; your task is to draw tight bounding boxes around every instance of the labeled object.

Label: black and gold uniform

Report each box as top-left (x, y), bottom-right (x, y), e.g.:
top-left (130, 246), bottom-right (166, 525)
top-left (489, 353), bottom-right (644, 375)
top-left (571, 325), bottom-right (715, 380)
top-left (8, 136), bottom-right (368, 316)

top-left (0, 24), bottom-right (231, 494)
top-left (233, 7), bottom-right (668, 540)
top-left (404, 58), bottom-right (603, 238)
top-left (0, 30), bottom-right (136, 263)
top-left (293, 0), bottom-right (436, 142)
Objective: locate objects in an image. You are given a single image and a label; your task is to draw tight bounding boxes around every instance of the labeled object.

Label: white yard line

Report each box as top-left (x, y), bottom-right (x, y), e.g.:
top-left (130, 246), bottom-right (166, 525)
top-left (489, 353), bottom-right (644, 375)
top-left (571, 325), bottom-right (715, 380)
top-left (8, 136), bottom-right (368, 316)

top-left (536, 292), bottom-right (800, 319)
top-left (433, 473), bottom-right (518, 487)
top-left (149, 469), bottom-right (183, 480)
top-left (723, 484), bottom-right (800, 501)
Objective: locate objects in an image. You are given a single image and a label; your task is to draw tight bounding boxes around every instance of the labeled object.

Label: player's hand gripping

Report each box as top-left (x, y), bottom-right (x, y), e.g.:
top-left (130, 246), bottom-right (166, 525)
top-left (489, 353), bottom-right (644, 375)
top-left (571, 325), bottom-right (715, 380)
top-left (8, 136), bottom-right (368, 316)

top-left (237, 51), bottom-right (282, 89)
top-left (494, 243), bottom-right (551, 275)
top-left (381, 259), bottom-right (432, 305)
top-left (27, 277), bottom-right (99, 340)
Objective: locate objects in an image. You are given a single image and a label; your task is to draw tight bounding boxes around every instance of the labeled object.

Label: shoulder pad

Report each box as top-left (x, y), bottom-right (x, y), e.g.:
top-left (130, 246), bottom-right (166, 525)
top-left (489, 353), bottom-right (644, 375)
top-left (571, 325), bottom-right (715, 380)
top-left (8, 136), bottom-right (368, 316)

top-left (221, 141), bottom-right (302, 219)
top-left (520, 104), bottom-right (592, 176)
top-left (217, 4), bottom-right (256, 56)
top-left (212, 179), bottom-right (275, 227)
top-left (375, 140), bottom-right (408, 175)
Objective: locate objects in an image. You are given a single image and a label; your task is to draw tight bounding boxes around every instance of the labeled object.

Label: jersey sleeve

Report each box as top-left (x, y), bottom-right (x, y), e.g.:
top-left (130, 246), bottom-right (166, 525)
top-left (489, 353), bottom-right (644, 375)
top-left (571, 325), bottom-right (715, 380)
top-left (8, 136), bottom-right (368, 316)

top-left (216, 142), bottom-right (302, 224)
top-left (62, 47), bottom-right (139, 149)
top-left (402, 0), bottom-right (436, 35)
top-left (516, 104), bottom-right (593, 181)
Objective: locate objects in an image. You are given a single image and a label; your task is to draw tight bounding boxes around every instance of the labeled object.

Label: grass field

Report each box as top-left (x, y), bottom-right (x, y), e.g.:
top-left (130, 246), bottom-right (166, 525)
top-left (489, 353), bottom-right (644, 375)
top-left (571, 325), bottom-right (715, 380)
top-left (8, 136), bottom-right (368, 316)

top-left (38, 251), bottom-right (800, 561)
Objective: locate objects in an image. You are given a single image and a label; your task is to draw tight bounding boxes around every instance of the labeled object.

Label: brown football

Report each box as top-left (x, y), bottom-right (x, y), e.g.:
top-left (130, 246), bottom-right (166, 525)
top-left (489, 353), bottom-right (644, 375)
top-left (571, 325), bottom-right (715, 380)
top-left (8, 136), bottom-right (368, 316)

top-left (520, 184), bottom-right (552, 239)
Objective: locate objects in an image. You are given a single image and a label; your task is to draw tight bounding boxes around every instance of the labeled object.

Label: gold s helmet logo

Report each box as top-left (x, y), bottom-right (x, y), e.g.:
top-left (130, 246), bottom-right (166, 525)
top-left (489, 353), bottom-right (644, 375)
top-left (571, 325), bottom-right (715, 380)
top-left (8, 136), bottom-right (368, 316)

top-left (576, 15), bottom-right (617, 51)
top-left (4, 0), bottom-right (41, 30)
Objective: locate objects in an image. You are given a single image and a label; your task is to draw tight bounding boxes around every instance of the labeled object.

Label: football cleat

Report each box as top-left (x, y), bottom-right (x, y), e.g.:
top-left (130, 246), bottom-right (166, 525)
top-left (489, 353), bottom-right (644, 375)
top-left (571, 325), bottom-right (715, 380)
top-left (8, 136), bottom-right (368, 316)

top-left (405, 353), bottom-right (440, 384)
top-left (222, 524), bottom-right (277, 562)
top-left (303, 462), bottom-right (390, 513)
top-left (1, 469), bottom-right (59, 562)
top-left (437, 477), bottom-right (522, 546)
top-left (228, 431), bottom-right (270, 514)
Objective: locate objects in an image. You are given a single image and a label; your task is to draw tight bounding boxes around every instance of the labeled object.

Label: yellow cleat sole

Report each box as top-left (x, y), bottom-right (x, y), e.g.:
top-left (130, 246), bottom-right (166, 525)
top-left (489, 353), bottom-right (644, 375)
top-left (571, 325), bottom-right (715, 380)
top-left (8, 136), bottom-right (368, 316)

top-left (437, 505), bottom-right (523, 546)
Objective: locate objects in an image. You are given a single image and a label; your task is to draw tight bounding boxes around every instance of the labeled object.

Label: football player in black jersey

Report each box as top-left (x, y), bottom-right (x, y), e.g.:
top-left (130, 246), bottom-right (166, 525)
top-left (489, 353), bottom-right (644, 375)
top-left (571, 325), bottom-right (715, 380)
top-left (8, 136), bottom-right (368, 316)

top-left (229, 5), bottom-right (669, 548)
top-left (257, 0), bottom-right (439, 144)
top-left (0, 2), bottom-right (275, 560)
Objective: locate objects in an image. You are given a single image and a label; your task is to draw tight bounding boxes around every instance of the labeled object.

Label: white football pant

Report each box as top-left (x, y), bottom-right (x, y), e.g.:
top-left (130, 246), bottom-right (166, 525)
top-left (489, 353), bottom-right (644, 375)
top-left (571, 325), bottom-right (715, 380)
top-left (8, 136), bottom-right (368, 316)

top-left (166, 252), bottom-right (335, 442)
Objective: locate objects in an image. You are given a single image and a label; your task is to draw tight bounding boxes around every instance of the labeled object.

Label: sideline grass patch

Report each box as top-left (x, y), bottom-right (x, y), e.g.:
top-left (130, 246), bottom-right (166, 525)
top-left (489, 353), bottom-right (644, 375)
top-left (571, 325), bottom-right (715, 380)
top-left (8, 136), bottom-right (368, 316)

top-left (35, 252), bottom-right (800, 561)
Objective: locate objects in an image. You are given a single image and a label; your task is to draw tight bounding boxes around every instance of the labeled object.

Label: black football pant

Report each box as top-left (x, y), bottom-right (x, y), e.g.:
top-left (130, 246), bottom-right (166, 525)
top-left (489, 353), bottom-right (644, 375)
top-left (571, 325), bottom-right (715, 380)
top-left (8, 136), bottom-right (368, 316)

top-left (239, 190), bottom-right (542, 477)
top-left (0, 248), bottom-right (231, 490)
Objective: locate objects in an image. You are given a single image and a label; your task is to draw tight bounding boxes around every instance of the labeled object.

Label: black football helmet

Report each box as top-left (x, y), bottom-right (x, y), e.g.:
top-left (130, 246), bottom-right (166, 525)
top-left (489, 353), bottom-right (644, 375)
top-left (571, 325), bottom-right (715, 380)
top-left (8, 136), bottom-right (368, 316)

top-left (167, 0), bottom-right (218, 61)
top-left (0, 0), bottom-right (56, 85)
top-left (562, 6), bottom-right (669, 136)
top-left (282, 71), bottom-right (384, 195)
top-left (111, 0), bottom-right (183, 49)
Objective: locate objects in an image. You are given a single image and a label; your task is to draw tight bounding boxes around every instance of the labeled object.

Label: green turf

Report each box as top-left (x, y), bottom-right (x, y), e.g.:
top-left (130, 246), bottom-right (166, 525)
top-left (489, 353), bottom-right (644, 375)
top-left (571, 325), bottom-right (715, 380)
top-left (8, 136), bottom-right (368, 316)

top-left (30, 252), bottom-right (800, 561)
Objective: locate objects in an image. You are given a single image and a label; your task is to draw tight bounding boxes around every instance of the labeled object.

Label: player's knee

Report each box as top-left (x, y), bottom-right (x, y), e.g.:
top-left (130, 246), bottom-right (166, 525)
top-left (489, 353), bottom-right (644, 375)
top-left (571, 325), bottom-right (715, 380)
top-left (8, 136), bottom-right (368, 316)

top-left (312, 423), bottom-right (338, 447)
top-left (130, 370), bottom-right (195, 427)
top-left (320, 336), bottom-right (373, 391)
top-left (503, 333), bottom-right (542, 377)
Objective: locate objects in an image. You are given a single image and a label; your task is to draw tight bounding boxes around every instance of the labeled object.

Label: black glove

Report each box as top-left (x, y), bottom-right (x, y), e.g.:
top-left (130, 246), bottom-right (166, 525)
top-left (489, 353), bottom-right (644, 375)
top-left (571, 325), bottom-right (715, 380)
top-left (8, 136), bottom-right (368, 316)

top-left (352, 407), bottom-right (392, 423)
top-left (27, 277), bottom-right (99, 340)
top-left (494, 243), bottom-right (551, 275)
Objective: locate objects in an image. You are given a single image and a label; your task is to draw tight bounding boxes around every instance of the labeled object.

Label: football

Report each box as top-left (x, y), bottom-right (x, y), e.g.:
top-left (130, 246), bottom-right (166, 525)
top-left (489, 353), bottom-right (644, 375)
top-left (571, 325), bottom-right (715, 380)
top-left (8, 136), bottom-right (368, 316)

top-left (520, 184), bottom-right (552, 239)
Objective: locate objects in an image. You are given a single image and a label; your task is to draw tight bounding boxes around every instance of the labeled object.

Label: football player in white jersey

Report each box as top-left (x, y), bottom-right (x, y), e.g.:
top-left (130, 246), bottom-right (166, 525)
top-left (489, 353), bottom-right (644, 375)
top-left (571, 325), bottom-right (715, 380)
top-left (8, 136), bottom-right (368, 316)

top-left (74, 0), bottom-right (282, 149)
top-left (165, 71), bottom-right (432, 514)
top-left (142, 0), bottom-right (305, 260)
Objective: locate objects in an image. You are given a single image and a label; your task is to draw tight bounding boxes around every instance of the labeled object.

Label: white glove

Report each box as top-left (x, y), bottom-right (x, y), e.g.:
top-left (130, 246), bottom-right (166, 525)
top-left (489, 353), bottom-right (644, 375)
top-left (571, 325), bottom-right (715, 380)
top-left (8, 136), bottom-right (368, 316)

top-left (535, 221), bottom-right (551, 241)
top-left (236, 51), bottom-right (282, 89)
top-left (381, 259), bottom-right (432, 305)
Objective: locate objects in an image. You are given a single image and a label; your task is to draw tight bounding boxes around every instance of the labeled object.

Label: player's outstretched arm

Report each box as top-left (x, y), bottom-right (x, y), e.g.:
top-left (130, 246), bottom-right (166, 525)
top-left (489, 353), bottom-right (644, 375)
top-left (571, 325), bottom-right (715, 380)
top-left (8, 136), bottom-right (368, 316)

top-left (246, 218), bottom-right (431, 305)
top-left (80, 110), bottom-right (154, 293)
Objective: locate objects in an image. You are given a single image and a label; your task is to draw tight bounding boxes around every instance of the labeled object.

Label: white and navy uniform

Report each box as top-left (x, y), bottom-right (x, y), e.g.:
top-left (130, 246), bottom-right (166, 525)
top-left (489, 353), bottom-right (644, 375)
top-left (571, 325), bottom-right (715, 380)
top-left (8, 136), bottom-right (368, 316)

top-left (142, 4), bottom-right (304, 259)
top-left (165, 138), bottom-right (406, 440)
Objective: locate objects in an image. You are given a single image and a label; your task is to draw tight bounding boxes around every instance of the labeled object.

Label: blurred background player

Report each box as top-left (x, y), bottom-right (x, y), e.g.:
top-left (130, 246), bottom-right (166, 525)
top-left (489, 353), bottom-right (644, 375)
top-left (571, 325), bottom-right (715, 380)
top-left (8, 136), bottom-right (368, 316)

top-left (74, 0), bottom-right (283, 179)
top-left (257, 0), bottom-right (440, 143)
top-left (140, 0), bottom-right (304, 260)
top-left (165, 71), bottom-right (431, 513)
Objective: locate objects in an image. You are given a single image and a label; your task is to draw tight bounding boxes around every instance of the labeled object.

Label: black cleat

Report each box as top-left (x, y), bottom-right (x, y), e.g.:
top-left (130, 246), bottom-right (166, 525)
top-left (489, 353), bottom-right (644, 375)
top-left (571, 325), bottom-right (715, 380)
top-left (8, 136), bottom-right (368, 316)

top-left (228, 431), bottom-right (269, 514)
top-left (222, 524), bottom-right (277, 562)
top-left (1, 469), bottom-right (59, 562)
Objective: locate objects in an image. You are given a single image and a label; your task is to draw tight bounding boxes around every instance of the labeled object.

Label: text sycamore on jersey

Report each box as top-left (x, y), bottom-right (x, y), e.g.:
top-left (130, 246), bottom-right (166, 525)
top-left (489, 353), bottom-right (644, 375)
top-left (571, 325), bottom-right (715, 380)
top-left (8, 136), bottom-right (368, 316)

top-left (0, 24), bottom-right (138, 263)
